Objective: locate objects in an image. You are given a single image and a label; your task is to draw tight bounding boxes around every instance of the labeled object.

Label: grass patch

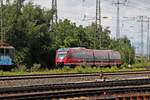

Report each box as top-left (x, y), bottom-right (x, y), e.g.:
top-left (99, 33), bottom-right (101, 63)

top-left (132, 62), bottom-right (150, 68)
top-left (0, 64), bottom-right (146, 76)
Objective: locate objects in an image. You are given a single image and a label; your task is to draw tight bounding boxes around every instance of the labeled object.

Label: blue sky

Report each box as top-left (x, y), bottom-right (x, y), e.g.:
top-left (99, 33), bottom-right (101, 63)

top-left (25, 0), bottom-right (150, 54)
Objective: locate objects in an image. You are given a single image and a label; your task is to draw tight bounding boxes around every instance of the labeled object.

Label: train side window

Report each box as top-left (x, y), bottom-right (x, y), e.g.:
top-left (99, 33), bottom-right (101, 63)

top-left (0, 49), bottom-right (4, 54)
top-left (9, 48), bottom-right (15, 59)
top-left (5, 49), bottom-right (9, 55)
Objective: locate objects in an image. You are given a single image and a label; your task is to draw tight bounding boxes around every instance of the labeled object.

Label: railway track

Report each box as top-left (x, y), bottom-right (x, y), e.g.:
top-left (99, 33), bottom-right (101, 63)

top-left (1, 78), bottom-right (150, 100)
top-left (1, 78), bottom-right (150, 93)
top-left (1, 70), bottom-right (150, 88)
top-left (1, 70), bottom-right (150, 81)
top-left (1, 70), bottom-right (150, 99)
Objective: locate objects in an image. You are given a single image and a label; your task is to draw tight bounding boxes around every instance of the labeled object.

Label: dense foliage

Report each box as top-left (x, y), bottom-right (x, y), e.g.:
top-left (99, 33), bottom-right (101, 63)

top-left (1, 1), bottom-right (135, 68)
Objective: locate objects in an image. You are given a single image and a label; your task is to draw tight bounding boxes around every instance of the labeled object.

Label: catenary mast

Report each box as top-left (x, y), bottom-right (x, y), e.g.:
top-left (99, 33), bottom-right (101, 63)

top-left (49, 0), bottom-right (58, 31)
top-left (95, 0), bottom-right (101, 49)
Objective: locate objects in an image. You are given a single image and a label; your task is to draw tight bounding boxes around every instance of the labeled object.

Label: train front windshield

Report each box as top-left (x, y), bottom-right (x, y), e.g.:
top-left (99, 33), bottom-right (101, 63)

top-left (57, 52), bottom-right (67, 59)
top-left (57, 48), bottom-right (69, 59)
top-left (0, 47), bottom-right (15, 59)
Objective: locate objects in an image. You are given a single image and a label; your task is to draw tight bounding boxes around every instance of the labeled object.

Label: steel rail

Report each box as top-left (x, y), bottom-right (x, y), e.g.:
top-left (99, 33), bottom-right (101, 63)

top-left (1, 70), bottom-right (150, 81)
top-left (0, 78), bottom-right (150, 94)
top-left (1, 84), bottom-right (150, 99)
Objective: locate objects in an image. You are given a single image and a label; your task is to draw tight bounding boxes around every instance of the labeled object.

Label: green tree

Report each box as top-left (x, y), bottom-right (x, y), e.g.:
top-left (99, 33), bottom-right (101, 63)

top-left (2, 2), bottom-right (53, 67)
top-left (109, 37), bottom-right (135, 64)
top-left (0, 0), bottom-right (135, 68)
top-left (84, 23), bottom-right (111, 49)
top-left (51, 19), bottom-right (80, 48)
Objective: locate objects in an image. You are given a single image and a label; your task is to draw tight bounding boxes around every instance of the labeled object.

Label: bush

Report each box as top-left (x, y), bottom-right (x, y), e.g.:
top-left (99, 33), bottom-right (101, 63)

top-left (13, 65), bottom-right (27, 75)
top-left (30, 64), bottom-right (41, 72)
top-left (121, 63), bottom-right (128, 68)
top-left (63, 66), bottom-right (72, 72)
top-left (74, 66), bottom-right (84, 73)
top-left (0, 70), bottom-right (4, 76)
top-left (15, 48), bottom-right (30, 66)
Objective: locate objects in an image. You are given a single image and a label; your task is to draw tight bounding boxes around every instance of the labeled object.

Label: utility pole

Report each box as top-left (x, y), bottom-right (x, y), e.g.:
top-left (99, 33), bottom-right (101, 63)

top-left (113, 0), bottom-right (127, 39)
top-left (96, 0), bottom-right (101, 28)
top-left (95, 0), bottom-right (101, 49)
top-left (49, 0), bottom-right (58, 31)
top-left (18, 0), bottom-right (24, 9)
top-left (6, 0), bottom-right (10, 5)
top-left (16, 0), bottom-right (24, 15)
top-left (147, 17), bottom-right (150, 60)
top-left (137, 16), bottom-right (146, 58)
top-left (0, 0), bottom-right (3, 43)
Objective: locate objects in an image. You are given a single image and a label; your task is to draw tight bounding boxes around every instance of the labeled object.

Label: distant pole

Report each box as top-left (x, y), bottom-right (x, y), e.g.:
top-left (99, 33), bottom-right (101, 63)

top-left (18, 0), bottom-right (23, 11)
top-left (137, 16), bottom-right (145, 57)
top-left (147, 17), bottom-right (150, 60)
top-left (6, 0), bottom-right (10, 5)
top-left (140, 16), bottom-right (144, 57)
top-left (54, 0), bottom-right (58, 24)
top-left (116, 0), bottom-right (120, 39)
top-left (96, 0), bottom-right (101, 30)
top-left (95, 0), bottom-right (101, 49)
top-left (16, 0), bottom-right (25, 15)
top-left (141, 16), bottom-right (144, 57)
top-left (0, 0), bottom-right (3, 43)
top-left (113, 0), bottom-right (126, 39)
top-left (49, 0), bottom-right (58, 31)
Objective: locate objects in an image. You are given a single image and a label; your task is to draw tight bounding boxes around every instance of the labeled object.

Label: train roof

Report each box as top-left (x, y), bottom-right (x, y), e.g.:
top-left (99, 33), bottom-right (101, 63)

top-left (57, 48), bottom-right (120, 53)
top-left (93, 50), bottom-right (113, 52)
top-left (58, 47), bottom-right (86, 51)
top-left (0, 46), bottom-right (15, 49)
top-left (57, 48), bottom-right (70, 51)
top-left (71, 47), bottom-right (86, 49)
top-left (0, 43), bottom-right (15, 49)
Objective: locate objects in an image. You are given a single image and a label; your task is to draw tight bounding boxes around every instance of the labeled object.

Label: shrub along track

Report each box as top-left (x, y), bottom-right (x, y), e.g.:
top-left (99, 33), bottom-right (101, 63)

top-left (1, 78), bottom-right (150, 99)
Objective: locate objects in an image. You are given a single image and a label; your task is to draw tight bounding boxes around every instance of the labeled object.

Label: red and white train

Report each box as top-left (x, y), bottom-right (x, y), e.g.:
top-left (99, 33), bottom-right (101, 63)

top-left (55, 47), bottom-right (122, 67)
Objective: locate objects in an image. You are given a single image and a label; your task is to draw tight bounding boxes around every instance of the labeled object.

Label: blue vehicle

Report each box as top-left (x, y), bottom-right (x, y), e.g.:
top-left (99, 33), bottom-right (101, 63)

top-left (0, 43), bottom-right (15, 70)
